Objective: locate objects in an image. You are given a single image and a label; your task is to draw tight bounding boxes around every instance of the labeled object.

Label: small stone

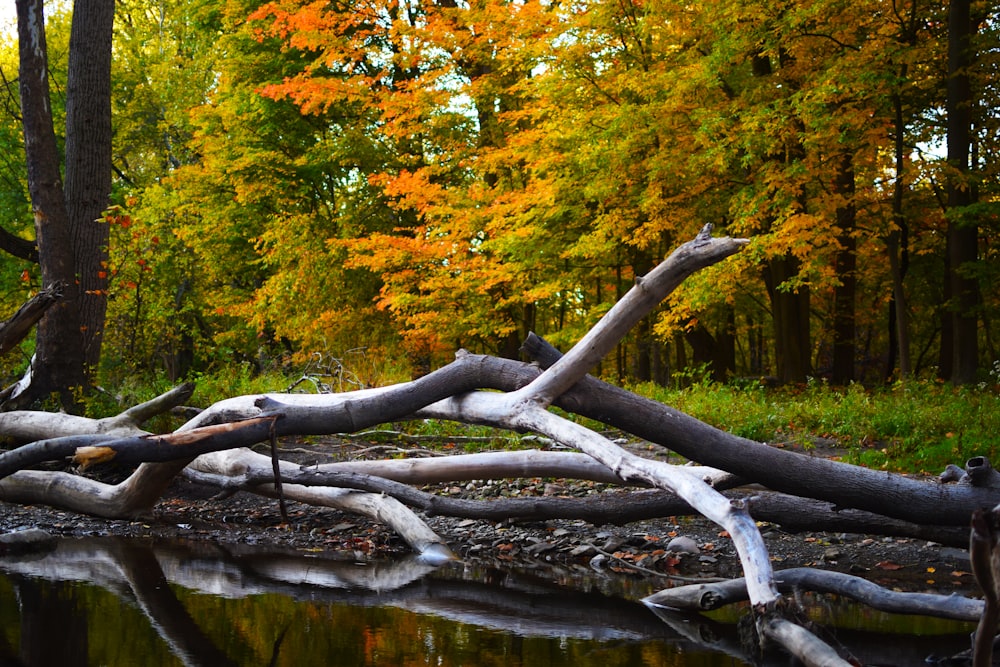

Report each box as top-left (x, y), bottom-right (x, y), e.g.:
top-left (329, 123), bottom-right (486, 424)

top-left (527, 541), bottom-right (556, 555)
top-left (599, 534), bottom-right (623, 551)
top-left (0, 528), bottom-right (55, 555)
top-left (457, 519), bottom-right (477, 528)
top-left (589, 553), bottom-right (608, 570)
top-left (666, 536), bottom-right (700, 554)
top-left (569, 544), bottom-right (597, 557)
top-left (822, 547), bottom-right (844, 562)
top-left (551, 528), bottom-right (570, 538)
top-left (939, 547), bottom-right (971, 562)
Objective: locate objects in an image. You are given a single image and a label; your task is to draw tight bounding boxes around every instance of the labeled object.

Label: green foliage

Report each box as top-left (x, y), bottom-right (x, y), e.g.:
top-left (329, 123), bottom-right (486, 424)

top-left (2, 0), bottom-right (999, 397)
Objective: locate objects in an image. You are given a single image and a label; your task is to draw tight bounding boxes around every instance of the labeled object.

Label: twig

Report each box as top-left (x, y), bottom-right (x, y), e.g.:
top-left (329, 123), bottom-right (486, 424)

top-left (268, 419), bottom-right (288, 522)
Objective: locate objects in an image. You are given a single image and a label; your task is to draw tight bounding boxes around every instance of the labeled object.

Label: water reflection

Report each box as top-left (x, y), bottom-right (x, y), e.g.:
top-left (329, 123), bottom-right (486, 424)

top-left (0, 536), bottom-right (977, 666)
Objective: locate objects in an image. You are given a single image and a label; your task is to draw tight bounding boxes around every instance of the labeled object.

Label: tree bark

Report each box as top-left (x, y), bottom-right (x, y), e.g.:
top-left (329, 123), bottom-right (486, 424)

top-left (887, 91), bottom-right (912, 379)
top-left (831, 152), bottom-right (857, 385)
top-left (943, 0), bottom-right (980, 385)
top-left (763, 255), bottom-right (811, 383)
top-left (14, 0), bottom-right (86, 410)
top-left (64, 0), bottom-right (114, 372)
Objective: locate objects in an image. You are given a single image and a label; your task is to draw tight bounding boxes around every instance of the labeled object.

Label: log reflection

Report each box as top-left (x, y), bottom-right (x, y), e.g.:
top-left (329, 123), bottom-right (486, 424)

top-left (0, 536), bottom-right (977, 666)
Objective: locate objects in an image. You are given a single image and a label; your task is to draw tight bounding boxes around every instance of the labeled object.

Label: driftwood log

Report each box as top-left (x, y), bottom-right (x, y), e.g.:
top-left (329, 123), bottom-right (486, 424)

top-left (0, 227), bottom-right (995, 665)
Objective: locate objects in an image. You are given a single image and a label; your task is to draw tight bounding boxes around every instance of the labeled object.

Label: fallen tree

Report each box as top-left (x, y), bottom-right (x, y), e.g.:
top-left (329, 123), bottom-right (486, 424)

top-left (0, 226), bottom-right (996, 665)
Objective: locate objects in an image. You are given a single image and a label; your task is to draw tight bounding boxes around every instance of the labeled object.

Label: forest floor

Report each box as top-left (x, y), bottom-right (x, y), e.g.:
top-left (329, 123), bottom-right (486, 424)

top-left (0, 434), bottom-right (983, 600)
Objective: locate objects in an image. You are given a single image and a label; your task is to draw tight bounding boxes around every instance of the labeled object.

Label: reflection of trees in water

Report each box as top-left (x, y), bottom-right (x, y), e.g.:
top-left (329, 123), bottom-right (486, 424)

top-left (14, 578), bottom-right (87, 667)
top-left (0, 538), bottom-right (975, 666)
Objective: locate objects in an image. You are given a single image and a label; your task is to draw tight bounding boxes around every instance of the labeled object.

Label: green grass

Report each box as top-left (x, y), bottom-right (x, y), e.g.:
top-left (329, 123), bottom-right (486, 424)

top-left (630, 378), bottom-right (1000, 474)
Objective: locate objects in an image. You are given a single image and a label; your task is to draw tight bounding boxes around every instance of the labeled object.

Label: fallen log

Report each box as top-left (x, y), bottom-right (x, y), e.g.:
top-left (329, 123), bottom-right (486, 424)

top-left (643, 566), bottom-right (984, 622)
top-left (517, 333), bottom-right (1000, 526)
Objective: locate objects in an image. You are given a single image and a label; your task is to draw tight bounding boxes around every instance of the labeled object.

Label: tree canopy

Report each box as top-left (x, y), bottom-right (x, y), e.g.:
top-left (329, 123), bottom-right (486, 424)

top-left (1, 0), bottom-right (998, 393)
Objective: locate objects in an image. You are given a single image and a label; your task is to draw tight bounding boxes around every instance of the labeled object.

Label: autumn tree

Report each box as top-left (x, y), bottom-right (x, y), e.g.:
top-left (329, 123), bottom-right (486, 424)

top-left (68, 0), bottom-right (999, 386)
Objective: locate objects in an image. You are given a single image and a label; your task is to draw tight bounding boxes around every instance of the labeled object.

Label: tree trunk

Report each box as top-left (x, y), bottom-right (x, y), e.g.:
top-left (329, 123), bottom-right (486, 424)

top-left (520, 333), bottom-right (1000, 526)
top-left (831, 153), bottom-right (857, 385)
top-left (750, 50), bottom-right (811, 385)
top-left (943, 0), bottom-right (980, 385)
top-left (10, 0), bottom-right (115, 410)
top-left (887, 92), bottom-right (912, 380)
top-left (763, 255), bottom-right (811, 383)
top-left (14, 0), bottom-right (85, 410)
top-left (64, 0), bottom-right (114, 372)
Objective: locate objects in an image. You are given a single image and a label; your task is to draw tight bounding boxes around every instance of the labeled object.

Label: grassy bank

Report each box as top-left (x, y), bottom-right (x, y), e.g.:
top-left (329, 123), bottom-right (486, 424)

top-left (632, 379), bottom-right (1000, 474)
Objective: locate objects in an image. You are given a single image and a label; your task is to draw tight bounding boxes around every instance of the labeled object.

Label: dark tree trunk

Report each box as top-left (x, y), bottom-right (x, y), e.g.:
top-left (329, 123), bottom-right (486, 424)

top-left (15, 0), bottom-right (85, 410)
top-left (65, 0), bottom-right (115, 372)
top-left (763, 256), bottom-right (811, 383)
top-left (685, 313), bottom-right (736, 383)
top-left (887, 92), bottom-right (912, 380)
top-left (8, 0), bottom-right (115, 411)
top-left (943, 0), bottom-right (980, 385)
top-left (750, 51), bottom-right (811, 385)
top-left (831, 153), bottom-right (857, 385)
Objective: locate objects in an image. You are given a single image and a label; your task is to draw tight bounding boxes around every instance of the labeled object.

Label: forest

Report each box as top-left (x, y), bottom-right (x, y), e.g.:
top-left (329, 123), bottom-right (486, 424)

top-left (1, 0), bottom-right (998, 398)
top-left (1, 2), bottom-right (1000, 663)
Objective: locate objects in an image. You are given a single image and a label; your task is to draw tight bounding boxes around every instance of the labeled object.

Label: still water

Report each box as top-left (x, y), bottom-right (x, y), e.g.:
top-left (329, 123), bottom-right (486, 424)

top-left (0, 537), bottom-right (976, 666)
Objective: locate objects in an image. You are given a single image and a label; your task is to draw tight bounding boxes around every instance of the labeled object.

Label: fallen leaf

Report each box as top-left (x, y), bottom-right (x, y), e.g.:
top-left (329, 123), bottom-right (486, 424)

top-left (875, 561), bottom-right (903, 571)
